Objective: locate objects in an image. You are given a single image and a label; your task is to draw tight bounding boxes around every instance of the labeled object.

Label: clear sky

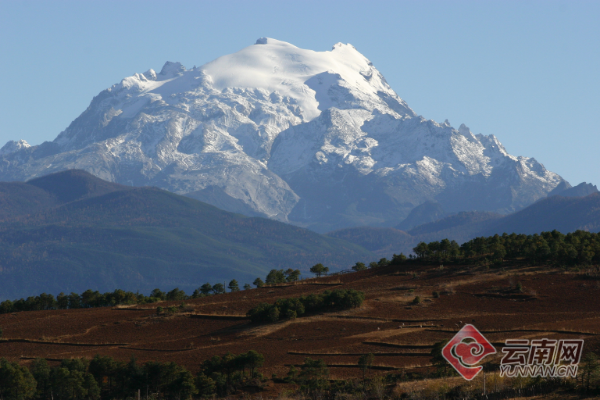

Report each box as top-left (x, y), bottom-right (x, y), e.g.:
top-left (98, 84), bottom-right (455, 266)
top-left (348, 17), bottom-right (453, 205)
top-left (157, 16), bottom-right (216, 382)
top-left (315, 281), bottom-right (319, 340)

top-left (1, 0), bottom-right (599, 187)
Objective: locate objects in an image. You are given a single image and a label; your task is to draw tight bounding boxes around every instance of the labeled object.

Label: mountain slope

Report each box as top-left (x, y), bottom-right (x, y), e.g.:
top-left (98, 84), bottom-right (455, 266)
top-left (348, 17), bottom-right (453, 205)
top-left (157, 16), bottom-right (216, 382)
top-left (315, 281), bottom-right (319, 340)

top-left (481, 193), bottom-right (600, 236)
top-left (0, 38), bottom-right (567, 232)
top-left (0, 170), bottom-right (128, 220)
top-left (0, 171), bottom-right (373, 300)
top-left (396, 201), bottom-right (447, 231)
top-left (329, 193), bottom-right (600, 257)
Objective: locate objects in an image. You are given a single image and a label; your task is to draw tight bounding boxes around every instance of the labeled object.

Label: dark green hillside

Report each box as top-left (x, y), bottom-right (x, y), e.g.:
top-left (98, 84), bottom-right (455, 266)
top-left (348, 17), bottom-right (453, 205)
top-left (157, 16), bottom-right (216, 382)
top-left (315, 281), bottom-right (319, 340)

top-left (408, 211), bottom-right (502, 236)
top-left (481, 193), bottom-right (600, 236)
top-left (0, 174), bottom-right (374, 300)
top-left (0, 182), bottom-right (59, 220)
top-left (327, 226), bottom-right (412, 253)
top-left (26, 169), bottom-right (129, 203)
top-left (326, 195), bottom-right (600, 258)
top-left (0, 170), bottom-right (129, 221)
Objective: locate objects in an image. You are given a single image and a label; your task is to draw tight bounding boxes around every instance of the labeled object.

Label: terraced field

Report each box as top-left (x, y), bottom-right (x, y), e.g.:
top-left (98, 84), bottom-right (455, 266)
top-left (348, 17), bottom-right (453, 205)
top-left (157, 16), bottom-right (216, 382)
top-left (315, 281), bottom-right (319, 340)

top-left (1, 261), bottom-right (599, 395)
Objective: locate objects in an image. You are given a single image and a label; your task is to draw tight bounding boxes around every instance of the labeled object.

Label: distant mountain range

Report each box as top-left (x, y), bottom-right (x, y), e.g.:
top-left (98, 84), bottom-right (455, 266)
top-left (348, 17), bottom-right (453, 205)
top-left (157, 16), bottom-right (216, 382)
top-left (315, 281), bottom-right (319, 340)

top-left (0, 170), bottom-right (597, 300)
top-left (0, 38), bottom-right (569, 232)
top-left (0, 170), bottom-right (373, 300)
top-left (328, 189), bottom-right (600, 257)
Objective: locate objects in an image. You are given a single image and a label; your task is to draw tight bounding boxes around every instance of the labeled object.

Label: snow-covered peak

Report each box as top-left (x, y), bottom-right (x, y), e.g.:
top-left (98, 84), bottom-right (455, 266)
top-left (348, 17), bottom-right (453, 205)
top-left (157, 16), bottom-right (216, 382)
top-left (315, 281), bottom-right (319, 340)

top-left (0, 139), bottom-right (30, 155)
top-left (2, 38), bottom-right (567, 231)
top-left (255, 37), bottom-right (295, 47)
top-left (200, 38), bottom-right (409, 120)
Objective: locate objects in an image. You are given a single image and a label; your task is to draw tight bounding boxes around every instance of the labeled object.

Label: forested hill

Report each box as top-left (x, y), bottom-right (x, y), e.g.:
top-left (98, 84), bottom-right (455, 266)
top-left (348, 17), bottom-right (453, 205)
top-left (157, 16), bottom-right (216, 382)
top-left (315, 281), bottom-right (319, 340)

top-left (328, 193), bottom-right (600, 257)
top-left (0, 169), bottom-right (129, 220)
top-left (0, 170), bottom-right (374, 300)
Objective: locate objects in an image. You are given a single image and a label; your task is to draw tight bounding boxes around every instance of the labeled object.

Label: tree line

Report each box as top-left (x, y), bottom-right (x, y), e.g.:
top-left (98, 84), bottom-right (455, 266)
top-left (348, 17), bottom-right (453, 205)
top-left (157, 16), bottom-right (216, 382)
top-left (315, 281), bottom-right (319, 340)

top-left (247, 289), bottom-right (365, 323)
top-left (0, 266), bottom-right (329, 316)
top-left (413, 230), bottom-right (600, 265)
top-left (0, 350), bottom-right (265, 400)
top-left (3, 229), bottom-right (596, 317)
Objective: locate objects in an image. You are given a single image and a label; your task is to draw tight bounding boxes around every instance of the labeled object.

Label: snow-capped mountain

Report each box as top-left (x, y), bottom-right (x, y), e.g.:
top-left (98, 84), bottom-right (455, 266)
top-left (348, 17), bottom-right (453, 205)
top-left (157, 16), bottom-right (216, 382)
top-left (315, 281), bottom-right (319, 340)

top-left (0, 38), bottom-right (567, 232)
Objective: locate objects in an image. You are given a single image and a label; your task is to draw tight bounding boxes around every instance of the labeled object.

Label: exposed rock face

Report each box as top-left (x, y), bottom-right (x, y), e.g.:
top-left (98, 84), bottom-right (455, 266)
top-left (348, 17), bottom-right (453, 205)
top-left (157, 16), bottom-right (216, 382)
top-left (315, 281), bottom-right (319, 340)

top-left (0, 38), bottom-right (567, 232)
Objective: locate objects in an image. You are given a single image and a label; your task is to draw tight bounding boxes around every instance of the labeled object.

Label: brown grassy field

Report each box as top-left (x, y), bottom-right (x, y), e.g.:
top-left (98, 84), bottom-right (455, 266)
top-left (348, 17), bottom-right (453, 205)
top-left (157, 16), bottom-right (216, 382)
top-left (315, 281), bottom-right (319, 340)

top-left (1, 260), bottom-right (599, 396)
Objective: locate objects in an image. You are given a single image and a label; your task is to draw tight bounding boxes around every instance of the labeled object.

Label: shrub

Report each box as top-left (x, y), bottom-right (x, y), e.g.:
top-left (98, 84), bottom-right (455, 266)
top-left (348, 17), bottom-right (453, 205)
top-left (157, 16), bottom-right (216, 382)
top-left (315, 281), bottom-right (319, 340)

top-left (516, 282), bottom-right (523, 292)
top-left (412, 296), bottom-right (421, 305)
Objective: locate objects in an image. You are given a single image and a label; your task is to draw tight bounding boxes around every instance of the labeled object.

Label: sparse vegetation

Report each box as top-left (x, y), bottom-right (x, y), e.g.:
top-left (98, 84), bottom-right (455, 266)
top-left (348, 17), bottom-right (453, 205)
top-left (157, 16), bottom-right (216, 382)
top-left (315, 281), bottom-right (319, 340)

top-left (516, 281), bottom-right (523, 292)
top-left (2, 228), bottom-right (600, 399)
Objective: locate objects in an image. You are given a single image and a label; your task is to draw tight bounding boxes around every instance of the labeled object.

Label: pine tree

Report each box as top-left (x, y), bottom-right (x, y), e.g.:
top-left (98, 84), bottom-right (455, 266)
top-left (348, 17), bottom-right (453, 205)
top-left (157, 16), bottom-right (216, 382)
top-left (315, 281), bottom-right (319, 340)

top-left (253, 277), bottom-right (265, 288)
top-left (352, 262), bottom-right (367, 271)
top-left (212, 283), bottom-right (225, 294)
top-left (200, 283), bottom-right (213, 295)
top-left (309, 263), bottom-right (328, 277)
top-left (228, 280), bottom-right (240, 292)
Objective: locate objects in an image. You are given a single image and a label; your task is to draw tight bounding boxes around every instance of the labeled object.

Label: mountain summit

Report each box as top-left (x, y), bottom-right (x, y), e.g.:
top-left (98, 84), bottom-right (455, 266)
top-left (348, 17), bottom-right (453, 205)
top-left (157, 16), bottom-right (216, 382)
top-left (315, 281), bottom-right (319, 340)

top-left (0, 38), bottom-right (566, 231)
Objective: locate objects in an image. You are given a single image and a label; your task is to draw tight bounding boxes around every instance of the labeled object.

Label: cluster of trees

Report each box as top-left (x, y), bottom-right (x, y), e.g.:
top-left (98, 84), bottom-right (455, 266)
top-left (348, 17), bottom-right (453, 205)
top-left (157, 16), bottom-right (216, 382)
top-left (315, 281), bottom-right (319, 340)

top-left (285, 358), bottom-right (330, 391)
top-left (413, 230), bottom-right (600, 265)
top-left (0, 351), bottom-right (266, 400)
top-left (0, 281), bottom-right (249, 315)
top-left (0, 251), bottom-right (403, 318)
top-left (251, 268), bottom-right (302, 287)
top-left (198, 350), bottom-right (265, 396)
top-left (247, 289), bottom-right (365, 323)
top-left (350, 253), bottom-right (408, 271)
top-left (0, 289), bottom-right (166, 315)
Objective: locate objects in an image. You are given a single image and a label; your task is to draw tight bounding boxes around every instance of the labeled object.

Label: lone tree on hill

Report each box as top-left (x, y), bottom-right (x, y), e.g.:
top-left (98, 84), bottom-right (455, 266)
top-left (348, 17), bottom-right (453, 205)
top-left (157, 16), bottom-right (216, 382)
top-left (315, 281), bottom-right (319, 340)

top-left (200, 283), bottom-right (213, 295)
top-left (352, 262), bottom-right (367, 272)
top-left (310, 263), bottom-right (328, 277)
top-left (253, 277), bottom-right (265, 288)
top-left (212, 283), bottom-right (225, 294)
top-left (228, 280), bottom-right (240, 292)
top-left (243, 283), bottom-right (251, 290)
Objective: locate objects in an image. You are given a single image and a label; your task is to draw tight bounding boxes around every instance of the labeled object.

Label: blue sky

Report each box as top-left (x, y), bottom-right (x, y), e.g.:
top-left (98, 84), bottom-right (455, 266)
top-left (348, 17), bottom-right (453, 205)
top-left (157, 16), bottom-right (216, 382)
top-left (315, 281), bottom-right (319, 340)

top-left (1, 0), bottom-right (599, 186)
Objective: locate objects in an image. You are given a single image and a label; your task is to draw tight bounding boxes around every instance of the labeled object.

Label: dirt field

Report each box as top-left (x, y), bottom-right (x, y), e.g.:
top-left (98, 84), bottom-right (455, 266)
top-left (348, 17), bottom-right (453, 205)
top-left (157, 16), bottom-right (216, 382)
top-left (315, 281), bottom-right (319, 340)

top-left (1, 261), bottom-right (599, 384)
